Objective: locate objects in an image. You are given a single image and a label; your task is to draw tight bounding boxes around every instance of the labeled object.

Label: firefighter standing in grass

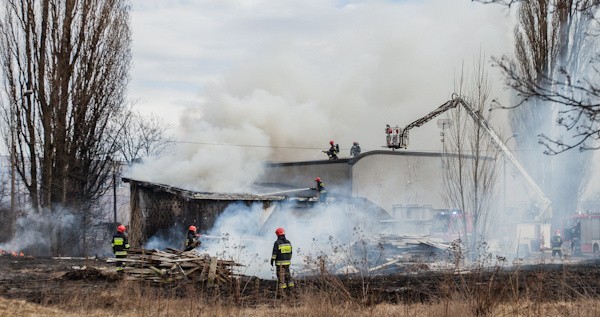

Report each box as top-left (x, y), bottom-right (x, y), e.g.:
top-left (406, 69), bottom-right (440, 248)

top-left (111, 224), bottom-right (130, 273)
top-left (551, 230), bottom-right (563, 259)
top-left (184, 225), bottom-right (201, 251)
top-left (271, 227), bottom-right (294, 293)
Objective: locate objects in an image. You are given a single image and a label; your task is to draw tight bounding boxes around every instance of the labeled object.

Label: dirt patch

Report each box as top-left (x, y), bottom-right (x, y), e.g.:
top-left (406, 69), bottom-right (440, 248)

top-left (62, 267), bottom-right (121, 282)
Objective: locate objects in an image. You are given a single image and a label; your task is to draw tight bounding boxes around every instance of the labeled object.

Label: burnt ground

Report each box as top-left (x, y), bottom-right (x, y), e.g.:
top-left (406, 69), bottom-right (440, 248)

top-left (2, 254), bottom-right (600, 307)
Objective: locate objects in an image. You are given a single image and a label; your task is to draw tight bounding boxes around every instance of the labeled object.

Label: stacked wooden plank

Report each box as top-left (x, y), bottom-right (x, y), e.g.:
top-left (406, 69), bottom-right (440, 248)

top-left (107, 248), bottom-right (242, 285)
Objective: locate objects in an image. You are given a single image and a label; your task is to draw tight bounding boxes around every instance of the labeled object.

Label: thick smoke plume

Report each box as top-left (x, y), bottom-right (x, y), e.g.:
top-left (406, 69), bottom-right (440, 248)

top-left (129, 0), bottom-right (512, 193)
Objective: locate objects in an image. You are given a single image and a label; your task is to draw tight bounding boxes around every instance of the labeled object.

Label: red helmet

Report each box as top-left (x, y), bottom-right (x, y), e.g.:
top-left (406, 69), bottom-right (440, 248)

top-left (275, 227), bottom-right (285, 236)
top-left (117, 225), bottom-right (126, 233)
top-left (189, 225), bottom-right (197, 232)
top-left (329, 140), bottom-right (334, 145)
top-left (314, 177), bottom-right (320, 182)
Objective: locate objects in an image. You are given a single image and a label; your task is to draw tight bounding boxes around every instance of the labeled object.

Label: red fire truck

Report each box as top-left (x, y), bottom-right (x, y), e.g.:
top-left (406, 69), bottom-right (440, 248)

top-left (563, 212), bottom-right (600, 256)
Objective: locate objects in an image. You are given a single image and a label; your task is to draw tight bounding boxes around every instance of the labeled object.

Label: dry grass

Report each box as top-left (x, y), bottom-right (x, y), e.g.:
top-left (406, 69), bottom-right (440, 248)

top-left (4, 251), bottom-right (600, 316)
top-left (3, 274), bottom-right (600, 317)
top-left (4, 293), bottom-right (600, 317)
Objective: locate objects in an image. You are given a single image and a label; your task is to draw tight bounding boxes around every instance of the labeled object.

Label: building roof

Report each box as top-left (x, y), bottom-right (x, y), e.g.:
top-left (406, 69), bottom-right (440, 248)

top-left (121, 177), bottom-right (288, 201)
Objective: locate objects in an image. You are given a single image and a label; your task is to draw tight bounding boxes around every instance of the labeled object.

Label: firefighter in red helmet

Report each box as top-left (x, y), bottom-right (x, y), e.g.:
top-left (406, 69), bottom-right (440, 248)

top-left (323, 140), bottom-right (339, 160)
top-left (271, 227), bottom-right (294, 294)
top-left (311, 177), bottom-right (327, 203)
top-left (111, 224), bottom-right (130, 273)
top-left (184, 225), bottom-right (201, 251)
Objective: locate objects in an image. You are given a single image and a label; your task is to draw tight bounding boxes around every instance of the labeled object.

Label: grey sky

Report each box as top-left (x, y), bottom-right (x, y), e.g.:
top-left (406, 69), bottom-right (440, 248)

top-left (129, 0), bottom-right (513, 132)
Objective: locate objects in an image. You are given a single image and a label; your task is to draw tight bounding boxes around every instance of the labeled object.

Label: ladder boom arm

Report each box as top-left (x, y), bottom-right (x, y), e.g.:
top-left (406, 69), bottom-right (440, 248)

top-left (397, 96), bottom-right (552, 220)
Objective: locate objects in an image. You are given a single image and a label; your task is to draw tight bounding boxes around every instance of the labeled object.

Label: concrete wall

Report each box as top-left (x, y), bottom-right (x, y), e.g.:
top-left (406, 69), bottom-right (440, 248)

top-left (265, 151), bottom-right (449, 214)
top-left (264, 159), bottom-right (352, 196)
top-left (351, 151), bottom-right (446, 213)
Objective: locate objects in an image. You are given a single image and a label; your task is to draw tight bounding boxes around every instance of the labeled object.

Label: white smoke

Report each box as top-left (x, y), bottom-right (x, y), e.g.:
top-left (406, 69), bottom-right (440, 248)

top-left (0, 208), bottom-right (75, 255)
top-left (144, 225), bottom-right (184, 250)
top-left (199, 201), bottom-right (380, 279)
top-left (128, 0), bottom-right (512, 193)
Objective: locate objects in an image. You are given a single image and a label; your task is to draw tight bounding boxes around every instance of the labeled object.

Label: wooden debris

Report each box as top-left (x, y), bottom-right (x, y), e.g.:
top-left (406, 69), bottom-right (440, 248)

top-left (106, 248), bottom-right (242, 284)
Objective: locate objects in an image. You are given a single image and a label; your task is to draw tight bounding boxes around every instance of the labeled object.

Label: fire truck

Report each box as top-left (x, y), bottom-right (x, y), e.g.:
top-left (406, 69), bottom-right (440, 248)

top-left (562, 212), bottom-right (600, 256)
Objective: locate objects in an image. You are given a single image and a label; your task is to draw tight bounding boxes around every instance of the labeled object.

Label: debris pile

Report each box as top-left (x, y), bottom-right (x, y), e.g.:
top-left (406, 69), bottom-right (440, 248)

top-left (107, 248), bottom-right (242, 284)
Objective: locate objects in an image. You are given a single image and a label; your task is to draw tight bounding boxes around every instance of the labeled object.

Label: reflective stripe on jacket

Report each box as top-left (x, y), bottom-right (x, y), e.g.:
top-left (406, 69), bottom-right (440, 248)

top-left (272, 236), bottom-right (292, 266)
top-left (112, 232), bottom-right (130, 255)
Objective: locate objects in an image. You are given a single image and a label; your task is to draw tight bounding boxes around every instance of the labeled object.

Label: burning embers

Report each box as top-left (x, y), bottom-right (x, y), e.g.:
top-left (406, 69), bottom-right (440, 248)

top-left (0, 249), bottom-right (24, 257)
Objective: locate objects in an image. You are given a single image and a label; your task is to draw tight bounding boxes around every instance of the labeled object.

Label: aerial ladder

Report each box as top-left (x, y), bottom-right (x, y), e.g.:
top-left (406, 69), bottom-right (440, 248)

top-left (387, 95), bottom-right (553, 248)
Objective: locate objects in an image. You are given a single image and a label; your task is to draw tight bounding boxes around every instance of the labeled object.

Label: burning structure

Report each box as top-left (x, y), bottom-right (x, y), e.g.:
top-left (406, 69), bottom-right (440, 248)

top-left (124, 150), bottom-right (472, 247)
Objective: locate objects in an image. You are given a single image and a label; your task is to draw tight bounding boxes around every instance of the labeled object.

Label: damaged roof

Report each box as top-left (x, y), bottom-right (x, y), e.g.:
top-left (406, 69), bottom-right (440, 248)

top-left (122, 177), bottom-right (288, 201)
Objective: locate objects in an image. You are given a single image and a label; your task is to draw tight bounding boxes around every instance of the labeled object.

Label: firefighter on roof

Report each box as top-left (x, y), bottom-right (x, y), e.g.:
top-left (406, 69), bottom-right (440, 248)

top-left (550, 230), bottom-right (563, 259)
top-left (111, 224), bottom-right (130, 273)
top-left (350, 141), bottom-right (361, 157)
top-left (271, 227), bottom-right (294, 293)
top-left (184, 225), bottom-right (201, 251)
top-left (323, 140), bottom-right (339, 160)
top-left (311, 177), bottom-right (328, 203)
top-left (385, 124), bottom-right (393, 146)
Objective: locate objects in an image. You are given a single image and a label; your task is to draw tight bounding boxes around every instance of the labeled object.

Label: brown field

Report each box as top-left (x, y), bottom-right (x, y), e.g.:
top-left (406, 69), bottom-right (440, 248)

top-left (2, 255), bottom-right (600, 316)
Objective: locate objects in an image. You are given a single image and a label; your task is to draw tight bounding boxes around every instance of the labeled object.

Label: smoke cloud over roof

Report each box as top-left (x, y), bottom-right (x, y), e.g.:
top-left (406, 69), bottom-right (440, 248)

top-left (129, 0), bottom-right (512, 193)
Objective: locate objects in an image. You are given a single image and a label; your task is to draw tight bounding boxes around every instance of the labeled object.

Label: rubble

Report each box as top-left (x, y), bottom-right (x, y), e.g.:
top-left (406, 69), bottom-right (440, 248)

top-left (365, 234), bottom-right (455, 274)
top-left (107, 248), bottom-right (242, 284)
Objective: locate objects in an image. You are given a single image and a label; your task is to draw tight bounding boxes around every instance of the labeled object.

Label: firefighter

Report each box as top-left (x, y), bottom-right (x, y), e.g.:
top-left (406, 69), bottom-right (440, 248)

top-left (550, 230), bottom-right (563, 259)
top-left (311, 177), bottom-right (327, 203)
top-left (111, 224), bottom-right (130, 273)
top-left (323, 140), bottom-right (339, 160)
top-left (184, 225), bottom-right (201, 251)
top-left (385, 124), bottom-right (393, 146)
top-left (350, 141), bottom-right (361, 158)
top-left (271, 227), bottom-right (294, 293)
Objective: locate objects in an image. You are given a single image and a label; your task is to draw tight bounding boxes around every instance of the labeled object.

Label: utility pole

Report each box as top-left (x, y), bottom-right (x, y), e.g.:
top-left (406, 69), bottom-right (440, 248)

top-left (113, 168), bottom-right (117, 225)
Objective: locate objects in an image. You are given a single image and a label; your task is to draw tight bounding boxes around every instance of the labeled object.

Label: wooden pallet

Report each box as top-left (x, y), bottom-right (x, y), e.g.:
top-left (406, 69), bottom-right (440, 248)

top-left (107, 248), bottom-right (242, 285)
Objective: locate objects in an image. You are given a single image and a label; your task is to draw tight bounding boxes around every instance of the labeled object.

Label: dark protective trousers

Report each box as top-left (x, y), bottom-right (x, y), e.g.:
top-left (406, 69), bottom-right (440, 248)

top-left (276, 264), bottom-right (294, 289)
top-left (115, 254), bottom-right (126, 273)
top-left (552, 248), bottom-right (562, 258)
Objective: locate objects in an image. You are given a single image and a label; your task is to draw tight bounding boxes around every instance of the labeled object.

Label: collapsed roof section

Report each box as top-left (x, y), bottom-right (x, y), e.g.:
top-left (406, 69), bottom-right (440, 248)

top-left (122, 177), bottom-right (289, 201)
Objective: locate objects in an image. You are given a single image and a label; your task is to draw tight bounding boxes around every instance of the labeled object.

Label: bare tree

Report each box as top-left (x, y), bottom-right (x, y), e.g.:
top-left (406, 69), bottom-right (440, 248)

top-left (112, 106), bottom-right (174, 164)
top-left (0, 0), bottom-right (131, 255)
top-left (480, 0), bottom-right (595, 222)
top-left (442, 56), bottom-right (501, 258)
top-left (493, 0), bottom-right (599, 152)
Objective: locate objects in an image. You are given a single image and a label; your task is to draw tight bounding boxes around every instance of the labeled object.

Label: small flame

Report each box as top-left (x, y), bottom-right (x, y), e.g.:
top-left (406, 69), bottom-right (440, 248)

top-left (0, 249), bottom-right (24, 257)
